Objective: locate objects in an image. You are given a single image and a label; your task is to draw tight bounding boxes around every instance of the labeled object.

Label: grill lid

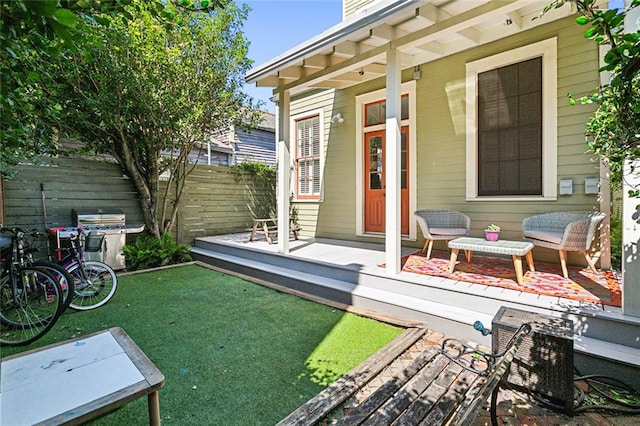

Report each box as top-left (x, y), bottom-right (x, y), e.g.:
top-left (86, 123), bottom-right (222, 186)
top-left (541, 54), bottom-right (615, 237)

top-left (72, 208), bottom-right (126, 226)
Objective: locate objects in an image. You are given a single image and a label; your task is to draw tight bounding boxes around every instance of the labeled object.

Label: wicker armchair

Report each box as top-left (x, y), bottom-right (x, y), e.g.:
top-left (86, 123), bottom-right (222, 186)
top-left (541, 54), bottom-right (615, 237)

top-left (522, 211), bottom-right (606, 278)
top-left (414, 209), bottom-right (470, 260)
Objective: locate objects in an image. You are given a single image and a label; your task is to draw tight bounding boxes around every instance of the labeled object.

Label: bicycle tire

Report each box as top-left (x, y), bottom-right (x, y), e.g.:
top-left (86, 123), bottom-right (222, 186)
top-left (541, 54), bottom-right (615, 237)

top-left (30, 259), bottom-right (75, 310)
top-left (0, 267), bottom-right (64, 346)
top-left (67, 260), bottom-right (117, 311)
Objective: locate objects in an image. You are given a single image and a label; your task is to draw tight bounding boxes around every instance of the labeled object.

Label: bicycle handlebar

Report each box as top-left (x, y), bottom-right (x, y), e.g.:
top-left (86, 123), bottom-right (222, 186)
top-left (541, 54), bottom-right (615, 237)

top-left (0, 225), bottom-right (40, 238)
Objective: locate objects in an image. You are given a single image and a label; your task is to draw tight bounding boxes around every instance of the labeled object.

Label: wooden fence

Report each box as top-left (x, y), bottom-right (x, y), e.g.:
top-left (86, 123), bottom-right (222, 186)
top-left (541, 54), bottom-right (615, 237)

top-left (1, 157), bottom-right (275, 244)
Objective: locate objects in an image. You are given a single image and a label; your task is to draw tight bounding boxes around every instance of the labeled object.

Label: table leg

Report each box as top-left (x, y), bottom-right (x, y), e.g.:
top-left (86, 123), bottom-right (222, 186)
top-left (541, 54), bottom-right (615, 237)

top-left (525, 251), bottom-right (535, 272)
top-left (148, 391), bottom-right (161, 426)
top-left (512, 255), bottom-right (524, 286)
top-left (464, 250), bottom-right (472, 263)
top-left (250, 222), bottom-right (258, 242)
top-left (448, 249), bottom-right (459, 273)
top-left (263, 221), bottom-right (273, 244)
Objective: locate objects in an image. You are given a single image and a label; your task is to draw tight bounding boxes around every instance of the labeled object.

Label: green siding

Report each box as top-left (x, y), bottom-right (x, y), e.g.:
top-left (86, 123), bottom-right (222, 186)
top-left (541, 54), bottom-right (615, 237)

top-left (288, 16), bottom-right (604, 263)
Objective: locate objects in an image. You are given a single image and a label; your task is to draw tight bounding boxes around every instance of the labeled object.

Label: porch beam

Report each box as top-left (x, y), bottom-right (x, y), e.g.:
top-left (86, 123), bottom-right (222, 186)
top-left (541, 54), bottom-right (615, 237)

top-left (278, 67), bottom-right (305, 79)
top-left (274, 0), bottom-right (522, 96)
top-left (506, 11), bottom-right (523, 29)
top-left (276, 90), bottom-right (291, 255)
top-left (392, 1), bottom-right (522, 51)
top-left (385, 48), bottom-right (402, 275)
top-left (414, 3), bottom-right (438, 24)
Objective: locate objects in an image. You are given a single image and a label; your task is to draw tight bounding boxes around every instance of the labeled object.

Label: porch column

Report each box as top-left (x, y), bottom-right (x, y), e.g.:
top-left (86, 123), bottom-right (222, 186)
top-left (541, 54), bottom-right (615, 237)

top-left (276, 90), bottom-right (291, 254)
top-left (622, 165), bottom-right (640, 318)
top-left (384, 48), bottom-right (402, 274)
top-left (622, 0), bottom-right (639, 317)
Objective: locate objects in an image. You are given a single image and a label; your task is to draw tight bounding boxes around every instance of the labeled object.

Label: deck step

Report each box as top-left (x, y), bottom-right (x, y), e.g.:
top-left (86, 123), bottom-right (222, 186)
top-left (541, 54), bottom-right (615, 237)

top-left (191, 242), bottom-right (640, 389)
top-left (574, 335), bottom-right (640, 368)
top-left (191, 246), bottom-right (494, 342)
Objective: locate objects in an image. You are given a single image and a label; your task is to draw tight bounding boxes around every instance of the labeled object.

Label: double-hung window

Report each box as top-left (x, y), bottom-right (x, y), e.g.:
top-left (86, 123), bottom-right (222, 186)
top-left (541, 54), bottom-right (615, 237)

top-left (295, 114), bottom-right (321, 200)
top-left (466, 38), bottom-right (557, 200)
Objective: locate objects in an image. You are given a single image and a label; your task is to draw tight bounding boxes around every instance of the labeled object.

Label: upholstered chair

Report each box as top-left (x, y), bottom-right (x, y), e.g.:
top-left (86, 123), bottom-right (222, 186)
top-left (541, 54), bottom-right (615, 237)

top-left (414, 209), bottom-right (470, 260)
top-left (522, 211), bottom-right (606, 278)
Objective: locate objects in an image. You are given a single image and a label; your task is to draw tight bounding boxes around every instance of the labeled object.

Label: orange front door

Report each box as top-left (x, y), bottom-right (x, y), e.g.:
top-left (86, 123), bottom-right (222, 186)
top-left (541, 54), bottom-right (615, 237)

top-left (364, 128), bottom-right (409, 235)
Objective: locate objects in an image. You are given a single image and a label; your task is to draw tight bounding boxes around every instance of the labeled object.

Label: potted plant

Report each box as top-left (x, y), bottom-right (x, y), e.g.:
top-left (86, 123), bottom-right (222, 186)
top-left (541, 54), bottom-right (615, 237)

top-left (484, 224), bottom-right (500, 241)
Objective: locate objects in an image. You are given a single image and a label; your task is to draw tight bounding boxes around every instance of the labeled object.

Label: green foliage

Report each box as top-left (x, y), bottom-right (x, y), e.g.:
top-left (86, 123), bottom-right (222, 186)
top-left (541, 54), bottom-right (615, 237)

top-left (233, 159), bottom-right (277, 180)
top-left (123, 233), bottom-right (192, 271)
top-left (0, 0), bottom-right (169, 177)
top-left (486, 224), bottom-right (501, 231)
top-left (1, 0), bottom-right (260, 238)
top-left (541, 1), bottom-right (640, 188)
top-left (49, 1), bottom-right (262, 237)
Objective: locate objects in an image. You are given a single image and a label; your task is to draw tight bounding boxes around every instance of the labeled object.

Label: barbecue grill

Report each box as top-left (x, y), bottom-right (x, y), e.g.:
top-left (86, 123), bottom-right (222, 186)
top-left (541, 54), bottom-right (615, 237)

top-left (71, 208), bottom-right (144, 270)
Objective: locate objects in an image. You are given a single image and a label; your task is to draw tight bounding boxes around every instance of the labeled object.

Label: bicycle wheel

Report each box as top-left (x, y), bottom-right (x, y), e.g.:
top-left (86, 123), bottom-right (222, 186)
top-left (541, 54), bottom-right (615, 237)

top-left (31, 259), bottom-right (75, 310)
top-left (67, 260), bottom-right (117, 311)
top-left (0, 267), bottom-right (64, 346)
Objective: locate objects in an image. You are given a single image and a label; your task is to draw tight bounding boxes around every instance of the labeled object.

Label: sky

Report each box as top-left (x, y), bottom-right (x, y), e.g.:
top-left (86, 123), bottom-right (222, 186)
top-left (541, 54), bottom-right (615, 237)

top-left (241, 0), bottom-right (343, 112)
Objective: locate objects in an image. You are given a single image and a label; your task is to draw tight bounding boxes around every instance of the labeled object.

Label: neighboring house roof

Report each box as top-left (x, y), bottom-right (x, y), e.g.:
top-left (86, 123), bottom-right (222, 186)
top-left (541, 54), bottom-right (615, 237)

top-left (246, 0), bottom-right (574, 96)
top-left (197, 111), bottom-right (276, 166)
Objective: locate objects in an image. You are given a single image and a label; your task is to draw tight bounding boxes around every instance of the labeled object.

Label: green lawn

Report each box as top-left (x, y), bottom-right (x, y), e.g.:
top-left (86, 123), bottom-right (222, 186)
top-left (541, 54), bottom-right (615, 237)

top-left (2, 264), bottom-right (404, 425)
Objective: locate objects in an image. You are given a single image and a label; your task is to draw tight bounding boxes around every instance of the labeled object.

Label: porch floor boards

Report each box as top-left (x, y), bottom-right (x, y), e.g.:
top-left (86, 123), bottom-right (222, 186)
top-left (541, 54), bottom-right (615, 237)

top-left (198, 233), bottom-right (612, 313)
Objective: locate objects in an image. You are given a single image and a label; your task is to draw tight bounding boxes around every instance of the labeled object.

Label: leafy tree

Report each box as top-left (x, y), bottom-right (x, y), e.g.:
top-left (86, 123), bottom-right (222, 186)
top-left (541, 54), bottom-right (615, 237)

top-left (9, 1), bottom-right (262, 237)
top-left (541, 0), bottom-right (640, 191)
top-left (0, 0), bottom-right (226, 177)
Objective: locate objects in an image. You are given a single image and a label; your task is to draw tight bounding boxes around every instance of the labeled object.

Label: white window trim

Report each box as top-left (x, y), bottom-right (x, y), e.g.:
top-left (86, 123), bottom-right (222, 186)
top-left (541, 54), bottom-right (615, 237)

top-left (290, 108), bottom-right (324, 202)
top-left (355, 80), bottom-right (417, 240)
top-left (465, 37), bottom-right (558, 201)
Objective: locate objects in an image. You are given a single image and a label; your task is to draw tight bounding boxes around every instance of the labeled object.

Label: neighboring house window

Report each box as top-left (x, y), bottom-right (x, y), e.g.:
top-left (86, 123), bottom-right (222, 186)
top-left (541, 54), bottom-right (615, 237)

top-left (295, 114), bottom-right (321, 199)
top-left (466, 38), bottom-right (557, 200)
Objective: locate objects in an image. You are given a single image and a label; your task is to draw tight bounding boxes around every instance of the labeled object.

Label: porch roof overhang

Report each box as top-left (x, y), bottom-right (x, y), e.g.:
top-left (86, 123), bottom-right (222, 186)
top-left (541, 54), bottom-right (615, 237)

top-left (245, 0), bottom-right (575, 98)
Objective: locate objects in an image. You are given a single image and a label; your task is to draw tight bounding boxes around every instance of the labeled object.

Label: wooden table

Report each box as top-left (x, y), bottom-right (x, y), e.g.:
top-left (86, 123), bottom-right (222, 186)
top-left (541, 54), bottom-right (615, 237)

top-left (448, 237), bottom-right (535, 286)
top-left (1, 327), bottom-right (165, 426)
top-left (249, 218), bottom-right (300, 244)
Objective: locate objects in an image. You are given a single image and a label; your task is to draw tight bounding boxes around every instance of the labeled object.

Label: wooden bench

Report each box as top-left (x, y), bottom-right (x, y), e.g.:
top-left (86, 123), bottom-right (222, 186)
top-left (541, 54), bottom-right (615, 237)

top-left (278, 323), bottom-right (532, 426)
top-left (249, 218), bottom-right (301, 244)
top-left (1, 327), bottom-right (165, 425)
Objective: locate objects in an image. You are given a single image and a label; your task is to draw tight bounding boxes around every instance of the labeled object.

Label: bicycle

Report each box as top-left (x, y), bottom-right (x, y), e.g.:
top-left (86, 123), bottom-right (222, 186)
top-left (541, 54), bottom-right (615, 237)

top-left (20, 229), bottom-right (76, 310)
top-left (49, 227), bottom-right (118, 310)
top-left (0, 225), bottom-right (65, 346)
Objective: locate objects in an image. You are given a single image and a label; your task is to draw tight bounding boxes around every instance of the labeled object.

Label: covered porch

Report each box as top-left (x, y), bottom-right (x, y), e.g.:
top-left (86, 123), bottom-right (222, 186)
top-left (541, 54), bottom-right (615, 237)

top-left (190, 233), bottom-right (640, 389)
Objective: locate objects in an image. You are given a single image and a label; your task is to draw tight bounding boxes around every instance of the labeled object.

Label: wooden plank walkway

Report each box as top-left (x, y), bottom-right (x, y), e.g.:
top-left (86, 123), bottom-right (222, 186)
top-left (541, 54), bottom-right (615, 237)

top-left (277, 326), bottom-right (512, 426)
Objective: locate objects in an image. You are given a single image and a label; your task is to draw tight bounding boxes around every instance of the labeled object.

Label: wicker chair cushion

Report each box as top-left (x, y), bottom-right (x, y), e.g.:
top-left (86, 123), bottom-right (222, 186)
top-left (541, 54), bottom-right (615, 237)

top-left (430, 227), bottom-right (468, 236)
top-left (523, 230), bottom-right (563, 245)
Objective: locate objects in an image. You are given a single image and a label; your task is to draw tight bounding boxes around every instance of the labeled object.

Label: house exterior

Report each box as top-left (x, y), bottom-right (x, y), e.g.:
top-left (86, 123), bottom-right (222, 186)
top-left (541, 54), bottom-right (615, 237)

top-left (191, 111), bottom-right (276, 166)
top-left (247, 0), bottom-right (611, 268)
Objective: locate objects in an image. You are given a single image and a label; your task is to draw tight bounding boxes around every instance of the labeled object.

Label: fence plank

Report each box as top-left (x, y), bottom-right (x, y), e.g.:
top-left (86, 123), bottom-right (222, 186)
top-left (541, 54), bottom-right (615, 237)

top-left (3, 159), bottom-right (275, 245)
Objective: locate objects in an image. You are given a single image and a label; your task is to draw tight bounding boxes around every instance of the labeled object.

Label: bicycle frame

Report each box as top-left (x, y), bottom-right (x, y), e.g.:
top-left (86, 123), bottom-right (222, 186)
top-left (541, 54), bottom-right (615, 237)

top-left (52, 228), bottom-right (95, 287)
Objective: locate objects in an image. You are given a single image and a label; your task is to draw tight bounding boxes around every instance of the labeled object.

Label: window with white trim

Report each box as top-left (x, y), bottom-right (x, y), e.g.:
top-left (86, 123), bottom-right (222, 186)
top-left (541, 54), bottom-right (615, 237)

top-left (466, 38), bottom-right (557, 200)
top-left (295, 114), bottom-right (321, 199)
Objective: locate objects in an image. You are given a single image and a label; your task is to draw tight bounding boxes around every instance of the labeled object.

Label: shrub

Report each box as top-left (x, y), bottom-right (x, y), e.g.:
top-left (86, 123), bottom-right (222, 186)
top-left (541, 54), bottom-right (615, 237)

top-left (123, 233), bottom-right (192, 271)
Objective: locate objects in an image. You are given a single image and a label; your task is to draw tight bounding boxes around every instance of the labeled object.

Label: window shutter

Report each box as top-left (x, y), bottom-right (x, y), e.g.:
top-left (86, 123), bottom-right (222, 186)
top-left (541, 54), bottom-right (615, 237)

top-left (477, 57), bottom-right (542, 196)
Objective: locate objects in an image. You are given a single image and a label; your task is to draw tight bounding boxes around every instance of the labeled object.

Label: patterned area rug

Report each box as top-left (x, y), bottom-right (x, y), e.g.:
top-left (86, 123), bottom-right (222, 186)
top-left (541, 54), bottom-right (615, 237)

top-left (400, 251), bottom-right (621, 306)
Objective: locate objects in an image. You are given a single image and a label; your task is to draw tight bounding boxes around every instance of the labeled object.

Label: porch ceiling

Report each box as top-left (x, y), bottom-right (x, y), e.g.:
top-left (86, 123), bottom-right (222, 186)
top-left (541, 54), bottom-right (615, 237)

top-left (245, 0), bottom-right (575, 97)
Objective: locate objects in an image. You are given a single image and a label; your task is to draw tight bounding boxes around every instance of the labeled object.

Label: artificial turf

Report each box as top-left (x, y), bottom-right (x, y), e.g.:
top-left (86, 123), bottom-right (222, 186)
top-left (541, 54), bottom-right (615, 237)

top-left (2, 264), bottom-right (404, 425)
